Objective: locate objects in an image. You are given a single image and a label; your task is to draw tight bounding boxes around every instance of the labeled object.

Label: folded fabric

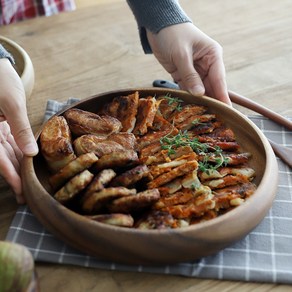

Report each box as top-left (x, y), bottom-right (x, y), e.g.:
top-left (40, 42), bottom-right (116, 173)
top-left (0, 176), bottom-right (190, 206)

top-left (6, 99), bottom-right (292, 284)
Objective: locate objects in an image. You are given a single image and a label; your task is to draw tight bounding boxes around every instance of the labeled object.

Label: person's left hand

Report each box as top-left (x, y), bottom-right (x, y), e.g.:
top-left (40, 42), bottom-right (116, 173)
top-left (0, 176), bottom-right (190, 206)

top-left (146, 22), bottom-right (231, 105)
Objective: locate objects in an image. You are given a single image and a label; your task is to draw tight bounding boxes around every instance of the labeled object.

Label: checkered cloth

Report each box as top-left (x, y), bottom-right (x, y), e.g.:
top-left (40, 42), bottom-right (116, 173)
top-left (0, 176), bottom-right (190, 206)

top-left (5, 98), bottom-right (292, 284)
top-left (0, 0), bottom-right (76, 25)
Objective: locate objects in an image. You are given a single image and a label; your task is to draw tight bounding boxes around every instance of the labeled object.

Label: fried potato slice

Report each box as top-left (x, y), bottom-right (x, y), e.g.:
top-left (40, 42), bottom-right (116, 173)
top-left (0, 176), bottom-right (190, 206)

top-left (40, 116), bottom-right (76, 173)
top-left (73, 134), bottom-right (125, 157)
top-left (49, 152), bottom-right (98, 190)
top-left (82, 187), bottom-right (136, 213)
top-left (135, 210), bottom-right (189, 229)
top-left (93, 150), bottom-right (139, 172)
top-left (54, 170), bottom-right (94, 204)
top-left (87, 213), bottom-right (134, 227)
top-left (84, 169), bottom-right (116, 196)
top-left (107, 189), bottom-right (160, 213)
top-left (64, 108), bottom-right (122, 137)
top-left (110, 164), bottom-right (150, 187)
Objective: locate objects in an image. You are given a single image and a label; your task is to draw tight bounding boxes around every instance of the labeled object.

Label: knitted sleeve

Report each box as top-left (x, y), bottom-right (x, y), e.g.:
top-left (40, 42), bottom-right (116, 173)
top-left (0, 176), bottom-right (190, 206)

top-left (0, 44), bottom-right (15, 64)
top-left (126, 0), bottom-right (192, 53)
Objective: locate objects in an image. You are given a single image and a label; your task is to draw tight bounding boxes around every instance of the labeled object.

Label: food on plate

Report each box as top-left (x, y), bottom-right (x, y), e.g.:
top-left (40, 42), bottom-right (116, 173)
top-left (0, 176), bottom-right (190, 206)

top-left (40, 116), bottom-right (76, 172)
top-left (39, 91), bottom-right (257, 229)
top-left (63, 108), bottom-right (122, 137)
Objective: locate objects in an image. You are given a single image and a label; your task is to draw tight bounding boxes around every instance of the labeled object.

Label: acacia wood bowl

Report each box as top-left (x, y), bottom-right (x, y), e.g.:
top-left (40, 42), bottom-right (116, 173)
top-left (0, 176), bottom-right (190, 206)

top-left (0, 36), bottom-right (35, 97)
top-left (21, 88), bottom-right (278, 265)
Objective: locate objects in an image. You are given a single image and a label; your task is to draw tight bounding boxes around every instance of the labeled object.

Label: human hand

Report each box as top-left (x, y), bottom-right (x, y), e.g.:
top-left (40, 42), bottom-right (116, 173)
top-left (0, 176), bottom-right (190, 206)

top-left (146, 22), bottom-right (231, 105)
top-left (0, 58), bottom-right (38, 203)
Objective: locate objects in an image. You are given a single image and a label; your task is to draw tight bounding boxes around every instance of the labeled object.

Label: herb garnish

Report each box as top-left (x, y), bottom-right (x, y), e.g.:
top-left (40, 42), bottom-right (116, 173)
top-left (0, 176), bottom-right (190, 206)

top-left (162, 94), bottom-right (183, 111)
top-left (160, 131), bottom-right (228, 173)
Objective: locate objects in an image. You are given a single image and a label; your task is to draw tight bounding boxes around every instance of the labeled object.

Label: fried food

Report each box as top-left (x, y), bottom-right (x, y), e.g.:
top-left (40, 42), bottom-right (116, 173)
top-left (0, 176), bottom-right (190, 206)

top-left (101, 91), bottom-right (139, 132)
top-left (43, 91), bottom-right (257, 229)
top-left (108, 189), bottom-right (160, 213)
top-left (64, 108), bottom-right (122, 137)
top-left (93, 150), bottom-right (139, 172)
top-left (54, 170), bottom-right (94, 204)
top-left (133, 96), bottom-right (160, 135)
top-left (40, 116), bottom-right (76, 173)
top-left (85, 169), bottom-right (117, 194)
top-left (110, 164), bottom-right (150, 187)
top-left (49, 152), bottom-right (98, 190)
top-left (87, 213), bottom-right (134, 227)
top-left (73, 134), bottom-right (125, 157)
top-left (82, 187), bottom-right (137, 213)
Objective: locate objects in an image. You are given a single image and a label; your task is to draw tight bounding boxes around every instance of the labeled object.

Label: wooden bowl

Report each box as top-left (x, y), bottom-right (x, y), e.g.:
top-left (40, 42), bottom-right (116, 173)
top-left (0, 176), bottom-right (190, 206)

top-left (21, 88), bottom-right (278, 265)
top-left (0, 36), bottom-right (35, 97)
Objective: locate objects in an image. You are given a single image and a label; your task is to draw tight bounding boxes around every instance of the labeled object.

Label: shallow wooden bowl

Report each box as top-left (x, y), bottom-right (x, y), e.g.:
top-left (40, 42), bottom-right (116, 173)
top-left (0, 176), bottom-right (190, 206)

top-left (0, 36), bottom-right (35, 97)
top-left (21, 88), bottom-right (278, 265)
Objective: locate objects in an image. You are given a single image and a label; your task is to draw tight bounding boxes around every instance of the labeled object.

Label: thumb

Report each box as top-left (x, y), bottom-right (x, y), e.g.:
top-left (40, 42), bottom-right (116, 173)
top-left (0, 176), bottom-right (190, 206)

top-left (175, 53), bottom-right (205, 96)
top-left (6, 113), bottom-right (39, 156)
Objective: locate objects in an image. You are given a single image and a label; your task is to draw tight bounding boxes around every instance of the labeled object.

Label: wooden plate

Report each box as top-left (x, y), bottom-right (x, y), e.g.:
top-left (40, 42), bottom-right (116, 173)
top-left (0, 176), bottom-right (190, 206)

top-left (21, 88), bottom-right (278, 264)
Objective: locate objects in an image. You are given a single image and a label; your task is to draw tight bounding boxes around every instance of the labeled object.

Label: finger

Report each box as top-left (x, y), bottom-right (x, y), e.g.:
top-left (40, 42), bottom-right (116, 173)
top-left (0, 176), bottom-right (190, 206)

top-left (207, 58), bottom-right (231, 105)
top-left (0, 145), bottom-right (24, 204)
top-left (7, 132), bottom-right (23, 163)
top-left (174, 51), bottom-right (205, 96)
top-left (5, 111), bottom-right (39, 157)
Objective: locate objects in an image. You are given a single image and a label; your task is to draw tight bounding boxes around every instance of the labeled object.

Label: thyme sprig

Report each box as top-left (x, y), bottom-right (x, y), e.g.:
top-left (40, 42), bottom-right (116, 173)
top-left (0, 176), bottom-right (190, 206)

top-left (162, 94), bottom-right (184, 111)
top-left (160, 131), bottom-right (228, 173)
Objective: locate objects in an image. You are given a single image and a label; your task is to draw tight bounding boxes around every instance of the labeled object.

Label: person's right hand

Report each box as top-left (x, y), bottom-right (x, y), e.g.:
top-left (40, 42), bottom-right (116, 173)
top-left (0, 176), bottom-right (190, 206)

top-left (146, 22), bottom-right (231, 105)
top-left (0, 58), bottom-right (38, 203)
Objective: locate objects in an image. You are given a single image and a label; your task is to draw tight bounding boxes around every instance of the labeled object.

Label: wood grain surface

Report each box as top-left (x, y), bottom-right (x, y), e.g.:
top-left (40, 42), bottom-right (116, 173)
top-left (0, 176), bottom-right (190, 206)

top-left (1, 0), bottom-right (292, 291)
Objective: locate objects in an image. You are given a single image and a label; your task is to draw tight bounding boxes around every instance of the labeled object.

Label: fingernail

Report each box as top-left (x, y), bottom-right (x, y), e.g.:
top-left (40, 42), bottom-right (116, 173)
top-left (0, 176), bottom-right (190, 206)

top-left (189, 85), bottom-right (205, 96)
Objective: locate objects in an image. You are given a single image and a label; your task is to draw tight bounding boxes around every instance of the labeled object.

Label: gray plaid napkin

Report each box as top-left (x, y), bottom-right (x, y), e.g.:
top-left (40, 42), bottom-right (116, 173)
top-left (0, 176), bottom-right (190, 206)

top-left (6, 99), bottom-right (292, 284)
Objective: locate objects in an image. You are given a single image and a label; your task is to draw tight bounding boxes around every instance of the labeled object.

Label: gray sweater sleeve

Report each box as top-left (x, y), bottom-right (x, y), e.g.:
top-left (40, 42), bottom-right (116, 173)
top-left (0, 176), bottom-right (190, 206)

top-left (0, 44), bottom-right (15, 64)
top-left (126, 0), bottom-right (192, 53)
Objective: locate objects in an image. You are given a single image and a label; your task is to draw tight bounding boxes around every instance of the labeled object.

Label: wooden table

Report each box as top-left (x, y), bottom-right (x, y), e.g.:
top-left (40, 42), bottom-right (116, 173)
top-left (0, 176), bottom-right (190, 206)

top-left (1, 0), bottom-right (292, 290)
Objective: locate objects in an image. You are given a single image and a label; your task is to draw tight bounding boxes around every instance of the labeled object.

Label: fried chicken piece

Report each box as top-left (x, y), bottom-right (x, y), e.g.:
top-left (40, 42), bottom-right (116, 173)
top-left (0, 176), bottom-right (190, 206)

top-left (87, 213), bottom-right (134, 227)
top-left (49, 152), bottom-right (98, 190)
top-left (40, 116), bottom-right (76, 173)
top-left (82, 187), bottom-right (136, 213)
top-left (63, 108), bottom-right (122, 137)
top-left (73, 134), bottom-right (125, 157)
top-left (101, 91), bottom-right (139, 132)
top-left (93, 150), bottom-right (139, 172)
top-left (147, 160), bottom-right (198, 189)
top-left (133, 96), bottom-right (160, 135)
top-left (54, 170), bottom-right (94, 204)
top-left (108, 189), bottom-right (160, 213)
top-left (110, 164), bottom-right (150, 187)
